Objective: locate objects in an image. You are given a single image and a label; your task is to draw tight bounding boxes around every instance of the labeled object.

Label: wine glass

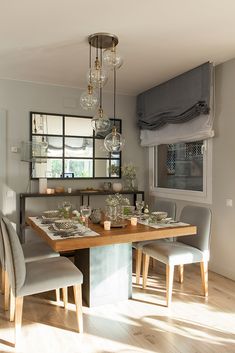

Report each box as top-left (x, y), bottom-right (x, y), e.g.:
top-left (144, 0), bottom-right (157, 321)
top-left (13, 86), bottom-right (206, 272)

top-left (136, 200), bottom-right (144, 216)
top-left (80, 205), bottom-right (91, 227)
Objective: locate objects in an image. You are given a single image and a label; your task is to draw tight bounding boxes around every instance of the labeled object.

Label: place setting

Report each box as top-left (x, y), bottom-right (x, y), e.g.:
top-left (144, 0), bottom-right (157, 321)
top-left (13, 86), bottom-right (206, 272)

top-left (31, 202), bottom-right (100, 239)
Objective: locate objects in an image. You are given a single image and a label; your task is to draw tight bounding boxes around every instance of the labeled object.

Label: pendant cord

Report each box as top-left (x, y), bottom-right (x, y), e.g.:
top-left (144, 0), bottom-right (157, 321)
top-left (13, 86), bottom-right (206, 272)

top-left (89, 43), bottom-right (91, 84)
top-left (113, 67), bottom-right (116, 126)
top-left (100, 41), bottom-right (103, 110)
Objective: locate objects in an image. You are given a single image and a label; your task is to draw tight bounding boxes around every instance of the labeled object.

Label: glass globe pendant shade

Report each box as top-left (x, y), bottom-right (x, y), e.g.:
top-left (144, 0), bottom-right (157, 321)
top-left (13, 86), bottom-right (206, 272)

top-left (80, 85), bottom-right (98, 111)
top-left (103, 47), bottom-right (123, 70)
top-left (104, 126), bottom-right (125, 152)
top-left (87, 58), bottom-right (108, 88)
top-left (91, 108), bottom-right (111, 132)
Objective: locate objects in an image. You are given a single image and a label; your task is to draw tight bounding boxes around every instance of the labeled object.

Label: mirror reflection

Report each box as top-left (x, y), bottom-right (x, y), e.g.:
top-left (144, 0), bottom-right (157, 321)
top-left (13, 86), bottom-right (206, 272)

top-left (65, 138), bottom-right (93, 158)
top-left (30, 112), bottom-right (122, 179)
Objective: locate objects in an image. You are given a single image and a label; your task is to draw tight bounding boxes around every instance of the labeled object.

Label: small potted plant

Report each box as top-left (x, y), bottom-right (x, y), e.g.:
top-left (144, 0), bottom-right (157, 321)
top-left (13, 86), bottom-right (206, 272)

top-left (121, 163), bottom-right (137, 191)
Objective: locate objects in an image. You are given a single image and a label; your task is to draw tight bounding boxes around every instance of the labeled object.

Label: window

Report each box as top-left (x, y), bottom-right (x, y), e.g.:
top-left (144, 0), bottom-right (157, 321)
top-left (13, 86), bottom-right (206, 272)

top-left (30, 112), bottom-right (122, 179)
top-left (150, 139), bottom-right (212, 203)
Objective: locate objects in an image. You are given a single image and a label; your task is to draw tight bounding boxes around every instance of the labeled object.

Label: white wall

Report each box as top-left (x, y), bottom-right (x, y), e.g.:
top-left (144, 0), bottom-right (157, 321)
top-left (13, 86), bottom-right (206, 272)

top-left (0, 79), bottom-right (146, 225)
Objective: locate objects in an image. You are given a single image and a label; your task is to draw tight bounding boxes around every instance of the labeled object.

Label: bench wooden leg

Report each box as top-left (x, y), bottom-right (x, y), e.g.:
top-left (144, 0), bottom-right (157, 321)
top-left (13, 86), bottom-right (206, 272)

top-left (142, 254), bottom-right (150, 289)
top-left (200, 261), bottom-right (208, 297)
top-left (10, 289), bottom-right (15, 321)
top-left (166, 264), bottom-right (174, 307)
top-left (73, 284), bottom-right (83, 333)
top-left (135, 248), bottom-right (142, 285)
top-left (15, 296), bottom-right (24, 349)
top-left (178, 264), bottom-right (184, 283)
top-left (62, 287), bottom-right (68, 309)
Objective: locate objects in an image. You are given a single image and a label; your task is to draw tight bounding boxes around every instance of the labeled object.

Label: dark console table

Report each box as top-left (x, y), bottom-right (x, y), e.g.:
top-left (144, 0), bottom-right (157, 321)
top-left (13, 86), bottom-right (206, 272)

top-left (19, 190), bottom-right (144, 242)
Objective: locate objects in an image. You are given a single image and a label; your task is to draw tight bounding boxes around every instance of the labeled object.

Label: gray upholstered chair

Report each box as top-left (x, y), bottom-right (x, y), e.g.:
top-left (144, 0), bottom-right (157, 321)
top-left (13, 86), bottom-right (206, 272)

top-left (0, 215), bottom-right (60, 320)
top-left (1, 217), bottom-right (83, 347)
top-left (142, 205), bottom-right (212, 306)
top-left (133, 200), bottom-right (176, 284)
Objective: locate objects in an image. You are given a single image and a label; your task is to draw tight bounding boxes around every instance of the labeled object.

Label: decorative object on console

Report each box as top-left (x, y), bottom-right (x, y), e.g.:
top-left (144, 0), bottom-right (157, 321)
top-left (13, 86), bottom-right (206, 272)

top-left (122, 163), bottom-right (137, 191)
top-left (112, 182), bottom-right (122, 192)
top-left (39, 178), bottom-right (47, 194)
top-left (103, 181), bottom-right (112, 191)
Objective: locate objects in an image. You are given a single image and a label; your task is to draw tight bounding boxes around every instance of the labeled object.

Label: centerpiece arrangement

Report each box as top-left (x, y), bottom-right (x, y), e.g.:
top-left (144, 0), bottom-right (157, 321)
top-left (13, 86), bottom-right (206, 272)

top-left (105, 193), bottom-right (130, 225)
top-left (121, 163), bottom-right (138, 191)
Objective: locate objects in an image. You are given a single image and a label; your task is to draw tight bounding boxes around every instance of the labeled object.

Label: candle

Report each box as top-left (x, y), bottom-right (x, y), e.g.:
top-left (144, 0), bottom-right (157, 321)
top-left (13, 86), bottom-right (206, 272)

top-left (131, 217), bottom-right (138, 226)
top-left (104, 220), bottom-right (111, 230)
top-left (39, 178), bottom-right (47, 194)
top-left (46, 188), bottom-right (54, 194)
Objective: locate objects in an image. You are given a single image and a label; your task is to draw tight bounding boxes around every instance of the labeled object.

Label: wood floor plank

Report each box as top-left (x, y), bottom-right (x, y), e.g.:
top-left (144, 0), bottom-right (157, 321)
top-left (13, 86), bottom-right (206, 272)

top-left (0, 264), bottom-right (235, 353)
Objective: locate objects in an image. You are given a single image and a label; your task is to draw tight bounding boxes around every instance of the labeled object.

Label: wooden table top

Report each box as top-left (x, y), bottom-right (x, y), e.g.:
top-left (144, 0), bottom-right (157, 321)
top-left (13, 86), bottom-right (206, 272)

top-left (27, 217), bottom-right (197, 252)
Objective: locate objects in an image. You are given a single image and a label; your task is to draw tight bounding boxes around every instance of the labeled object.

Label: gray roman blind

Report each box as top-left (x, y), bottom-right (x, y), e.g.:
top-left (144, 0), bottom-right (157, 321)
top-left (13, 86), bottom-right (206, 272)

top-left (137, 62), bottom-right (211, 130)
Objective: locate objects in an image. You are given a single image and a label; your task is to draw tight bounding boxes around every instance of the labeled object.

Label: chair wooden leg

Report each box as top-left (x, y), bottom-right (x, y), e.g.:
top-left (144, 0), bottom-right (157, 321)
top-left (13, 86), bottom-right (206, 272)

top-left (142, 254), bottom-right (150, 289)
top-left (178, 264), bottom-right (184, 283)
top-left (200, 261), bottom-right (208, 297)
top-left (55, 288), bottom-right (60, 303)
top-left (4, 271), bottom-right (10, 311)
top-left (73, 284), bottom-right (83, 333)
top-left (166, 264), bottom-right (174, 307)
top-left (10, 289), bottom-right (16, 322)
top-left (62, 287), bottom-right (68, 309)
top-left (15, 296), bottom-right (24, 349)
top-left (135, 248), bottom-right (142, 285)
top-left (1, 267), bottom-right (5, 294)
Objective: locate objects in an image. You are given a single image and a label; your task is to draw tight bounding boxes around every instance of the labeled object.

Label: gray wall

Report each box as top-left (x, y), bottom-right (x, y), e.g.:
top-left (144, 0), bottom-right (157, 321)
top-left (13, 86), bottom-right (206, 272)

top-left (210, 59), bottom-right (235, 280)
top-left (0, 79), bottom-right (146, 225)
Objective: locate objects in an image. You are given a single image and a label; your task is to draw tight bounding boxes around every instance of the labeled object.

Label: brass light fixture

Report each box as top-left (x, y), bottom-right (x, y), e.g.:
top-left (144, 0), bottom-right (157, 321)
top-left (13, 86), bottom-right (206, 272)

top-left (80, 32), bottom-right (124, 141)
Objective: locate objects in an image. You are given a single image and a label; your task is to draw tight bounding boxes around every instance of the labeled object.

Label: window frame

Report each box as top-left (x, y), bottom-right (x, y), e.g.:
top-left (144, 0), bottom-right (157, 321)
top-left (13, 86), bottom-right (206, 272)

top-left (149, 138), bottom-right (212, 204)
top-left (30, 111), bottom-right (122, 180)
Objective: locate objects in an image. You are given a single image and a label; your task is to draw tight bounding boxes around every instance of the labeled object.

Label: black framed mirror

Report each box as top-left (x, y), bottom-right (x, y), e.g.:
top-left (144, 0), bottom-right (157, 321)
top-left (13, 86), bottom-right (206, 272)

top-left (30, 112), bottom-right (122, 179)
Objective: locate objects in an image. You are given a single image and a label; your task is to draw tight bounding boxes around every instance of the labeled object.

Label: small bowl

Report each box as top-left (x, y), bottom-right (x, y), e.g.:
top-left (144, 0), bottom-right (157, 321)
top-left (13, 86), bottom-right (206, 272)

top-left (151, 211), bottom-right (168, 221)
top-left (54, 219), bottom-right (73, 230)
top-left (43, 210), bottom-right (60, 219)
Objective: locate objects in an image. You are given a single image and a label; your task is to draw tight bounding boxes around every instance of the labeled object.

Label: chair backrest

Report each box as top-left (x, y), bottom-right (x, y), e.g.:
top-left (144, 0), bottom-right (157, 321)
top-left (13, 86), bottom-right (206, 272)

top-left (0, 212), bottom-right (5, 269)
top-left (154, 199), bottom-right (176, 219)
top-left (179, 205), bottom-right (212, 252)
top-left (1, 217), bottom-right (26, 296)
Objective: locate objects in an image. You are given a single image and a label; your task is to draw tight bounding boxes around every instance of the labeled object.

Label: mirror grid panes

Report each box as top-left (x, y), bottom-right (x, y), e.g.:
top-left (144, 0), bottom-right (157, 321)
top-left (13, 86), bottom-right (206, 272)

top-left (30, 112), bottom-right (122, 179)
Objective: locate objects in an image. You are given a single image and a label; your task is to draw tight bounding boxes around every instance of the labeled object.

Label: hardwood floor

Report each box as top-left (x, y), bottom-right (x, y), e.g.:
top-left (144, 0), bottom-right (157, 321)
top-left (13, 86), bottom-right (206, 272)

top-left (0, 262), bottom-right (235, 353)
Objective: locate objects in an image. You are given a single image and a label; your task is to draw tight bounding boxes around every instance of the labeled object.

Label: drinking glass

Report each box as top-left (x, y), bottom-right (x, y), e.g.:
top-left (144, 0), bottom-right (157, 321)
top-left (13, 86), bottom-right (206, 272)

top-left (136, 200), bottom-right (144, 216)
top-left (80, 205), bottom-right (91, 227)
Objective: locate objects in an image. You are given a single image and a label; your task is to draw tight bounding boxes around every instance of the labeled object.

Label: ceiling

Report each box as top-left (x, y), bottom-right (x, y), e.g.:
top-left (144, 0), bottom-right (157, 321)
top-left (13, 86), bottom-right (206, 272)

top-left (1, 0), bottom-right (235, 95)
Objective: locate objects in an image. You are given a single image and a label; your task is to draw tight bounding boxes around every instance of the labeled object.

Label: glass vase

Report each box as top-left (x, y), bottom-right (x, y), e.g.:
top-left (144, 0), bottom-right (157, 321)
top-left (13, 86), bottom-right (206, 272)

top-left (123, 177), bottom-right (137, 191)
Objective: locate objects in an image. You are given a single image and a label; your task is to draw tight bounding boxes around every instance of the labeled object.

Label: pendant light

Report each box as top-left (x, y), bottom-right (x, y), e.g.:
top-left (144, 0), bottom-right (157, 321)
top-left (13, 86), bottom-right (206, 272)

top-left (80, 33), bottom-right (123, 137)
top-left (103, 40), bottom-right (123, 70)
top-left (104, 68), bottom-right (125, 152)
top-left (80, 43), bottom-right (98, 111)
top-left (90, 35), bottom-right (110, 133)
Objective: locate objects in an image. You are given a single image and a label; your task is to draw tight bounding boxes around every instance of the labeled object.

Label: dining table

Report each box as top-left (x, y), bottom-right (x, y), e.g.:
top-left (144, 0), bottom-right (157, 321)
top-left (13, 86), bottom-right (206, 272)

top-left (27, 216), bottom-right (197, 307)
